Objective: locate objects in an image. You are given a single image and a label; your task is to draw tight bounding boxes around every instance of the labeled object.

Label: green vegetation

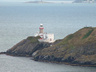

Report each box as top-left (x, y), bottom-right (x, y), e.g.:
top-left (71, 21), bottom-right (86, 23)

top-left (84, 27), bottom-right (92, 28)
top-left (57, 27), bottom-right (95, 48)
top-left (27, 36), bottom-right (40, 43)
top-left (57, 34), bottom-right (74, 46)
top-left (82, 29), bottom-right (93, 39)
top-left (66, 34), bottom-right (74, 40)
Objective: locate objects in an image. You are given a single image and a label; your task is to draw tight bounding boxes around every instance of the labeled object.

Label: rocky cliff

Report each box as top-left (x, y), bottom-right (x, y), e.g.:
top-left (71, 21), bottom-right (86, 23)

top-left (6, 36), bottom-right (51, 56)
top-left (33, 27), bottom-right (96, 66)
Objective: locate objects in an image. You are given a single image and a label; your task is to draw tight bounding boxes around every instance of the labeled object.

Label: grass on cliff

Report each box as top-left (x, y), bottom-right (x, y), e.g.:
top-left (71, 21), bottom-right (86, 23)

top-left (56, 34), bottom-right (74, 46)
top-left (54, 27), bottom-right (95, 51)
top-left (82, 29), bottom-right (93, 39)
top-left (27, 36), bottom-right (40, 43)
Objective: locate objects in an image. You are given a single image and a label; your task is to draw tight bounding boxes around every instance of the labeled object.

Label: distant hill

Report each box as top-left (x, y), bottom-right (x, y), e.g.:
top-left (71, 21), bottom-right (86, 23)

top-left (74, 0), bottom-right (96, 3)
top-left (25, 0), bottom-right (73, 3)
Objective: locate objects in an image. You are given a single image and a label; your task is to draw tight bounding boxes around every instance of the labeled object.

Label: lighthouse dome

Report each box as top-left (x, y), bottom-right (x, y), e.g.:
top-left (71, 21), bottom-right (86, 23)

top-left (40, 24), bottom-right (43, 26)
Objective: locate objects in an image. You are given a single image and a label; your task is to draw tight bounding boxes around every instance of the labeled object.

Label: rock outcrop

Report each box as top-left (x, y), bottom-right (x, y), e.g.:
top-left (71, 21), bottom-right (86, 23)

top-left (33, 27), bottom-right (96, 66)
top-left (6, 36), bottom-right (51, 56)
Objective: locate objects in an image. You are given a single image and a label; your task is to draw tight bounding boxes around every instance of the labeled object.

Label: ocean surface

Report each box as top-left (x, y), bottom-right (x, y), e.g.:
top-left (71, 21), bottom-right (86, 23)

top-left (0, 2), bottom-right (96, 72)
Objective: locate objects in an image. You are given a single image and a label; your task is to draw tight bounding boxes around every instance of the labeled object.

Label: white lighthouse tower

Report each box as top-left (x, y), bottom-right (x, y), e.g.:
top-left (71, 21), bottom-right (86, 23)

top-left (35, 24), bottom-right (55, 43)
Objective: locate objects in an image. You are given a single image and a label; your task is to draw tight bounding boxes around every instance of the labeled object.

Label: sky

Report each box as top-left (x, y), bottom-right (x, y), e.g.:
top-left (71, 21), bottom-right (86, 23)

top-left (0, 0), bottom-right (74, 2)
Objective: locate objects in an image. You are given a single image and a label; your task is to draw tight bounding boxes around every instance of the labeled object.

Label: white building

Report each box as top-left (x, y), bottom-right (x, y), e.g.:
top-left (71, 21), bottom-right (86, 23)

top-left (83, 0), bottom-right (95, 3)
top-left (35, 24), bottom-right (55, 43)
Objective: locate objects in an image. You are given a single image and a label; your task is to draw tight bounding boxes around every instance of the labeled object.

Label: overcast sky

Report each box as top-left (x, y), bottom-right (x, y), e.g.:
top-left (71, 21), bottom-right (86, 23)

top-left (0, 0), bottom-right (74, 2)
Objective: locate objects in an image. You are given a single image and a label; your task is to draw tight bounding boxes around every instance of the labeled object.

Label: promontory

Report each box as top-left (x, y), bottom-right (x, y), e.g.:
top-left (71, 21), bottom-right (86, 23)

top-left (1, 27), bottom-right (96, 66)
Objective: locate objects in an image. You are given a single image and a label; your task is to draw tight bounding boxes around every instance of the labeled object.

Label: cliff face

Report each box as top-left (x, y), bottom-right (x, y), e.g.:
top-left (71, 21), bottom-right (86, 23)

top-left (6, 36), bottom-right (51, 56)
top-left (33, 27), bottom-right (96, 66)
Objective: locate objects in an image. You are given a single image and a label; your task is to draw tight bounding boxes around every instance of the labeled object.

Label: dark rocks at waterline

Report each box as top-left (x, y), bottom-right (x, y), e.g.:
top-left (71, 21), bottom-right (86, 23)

top-left (33, 55), bottom-right (96, 66)
top-left (33, 54), bottom-right (96, 66)
top-left (0, 52), bottom-right (6, 54)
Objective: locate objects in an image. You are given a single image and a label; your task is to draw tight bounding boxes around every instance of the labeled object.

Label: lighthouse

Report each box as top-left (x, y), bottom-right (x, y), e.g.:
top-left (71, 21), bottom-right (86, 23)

top-left (35, 24), bottom-right (55, 43)
top-left (39, 24), bottom-right (44, 33)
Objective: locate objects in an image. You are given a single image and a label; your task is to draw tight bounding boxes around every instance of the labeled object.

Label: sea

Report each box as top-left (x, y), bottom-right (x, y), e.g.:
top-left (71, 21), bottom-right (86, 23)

top-left (0, 2), bottom-right (96, 72)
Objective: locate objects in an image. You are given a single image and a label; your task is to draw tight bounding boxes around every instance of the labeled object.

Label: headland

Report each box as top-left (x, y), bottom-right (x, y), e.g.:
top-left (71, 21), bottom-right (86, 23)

top-left (1, 26), bottom-right (96, 67)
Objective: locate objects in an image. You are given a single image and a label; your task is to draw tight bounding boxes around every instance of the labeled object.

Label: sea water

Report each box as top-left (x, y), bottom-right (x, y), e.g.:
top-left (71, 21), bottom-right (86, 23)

top-left (0, 2), bottom-right (96, 72)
